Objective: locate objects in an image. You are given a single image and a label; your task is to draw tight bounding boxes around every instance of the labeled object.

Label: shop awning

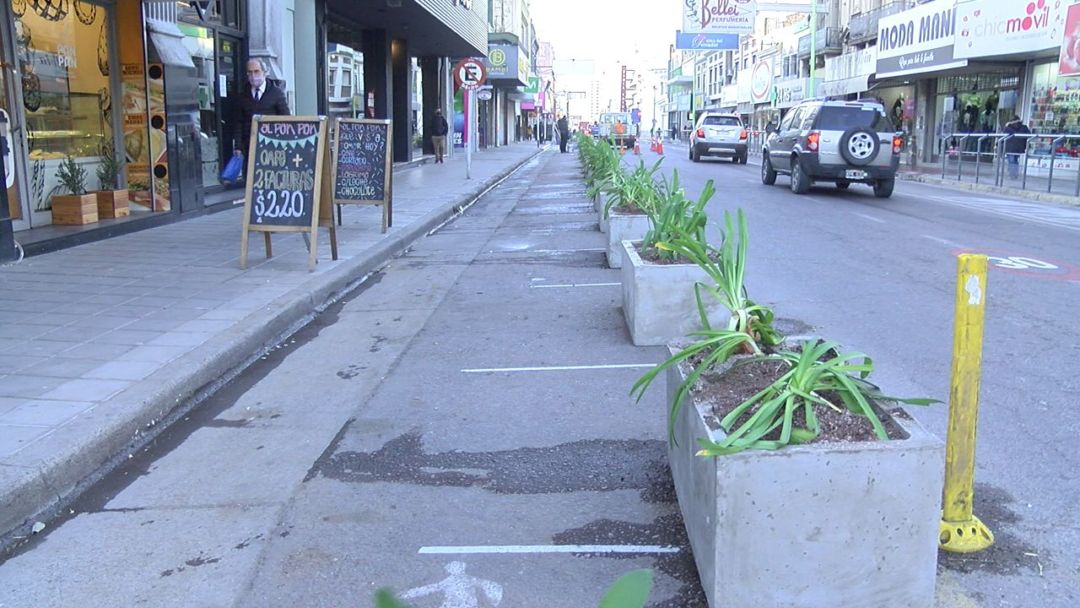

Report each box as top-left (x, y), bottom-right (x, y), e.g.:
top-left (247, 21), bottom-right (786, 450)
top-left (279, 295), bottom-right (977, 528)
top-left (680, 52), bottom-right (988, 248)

top-left (146, 19), bottom-right (195, 69)
top-left (818, 74), bottom-right (873, 99)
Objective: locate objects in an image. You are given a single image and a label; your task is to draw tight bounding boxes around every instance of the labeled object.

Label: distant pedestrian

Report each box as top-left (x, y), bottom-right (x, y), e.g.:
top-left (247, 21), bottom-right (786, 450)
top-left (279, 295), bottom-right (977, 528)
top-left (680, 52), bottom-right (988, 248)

top-left (557, 114), bottom-right (570, 153)
top-left (670, 124), bottom-right (677, 141)
top-left (1002, 115), bottom-right (1030, 179)
top-left (430, 108), bottom-right (448, 163)
top-left (234, 58), bottom-right (290, 160)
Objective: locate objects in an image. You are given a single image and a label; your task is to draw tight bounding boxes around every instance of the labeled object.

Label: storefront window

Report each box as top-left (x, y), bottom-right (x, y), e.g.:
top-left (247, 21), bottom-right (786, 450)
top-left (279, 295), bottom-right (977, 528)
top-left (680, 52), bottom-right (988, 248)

top-left (1029, 61), bottom-right (1080, 135)
top-left (934, 73), bottom-right (1020, 138)
top-left (871, 85), bottom-right (915, 165)
top-left (179, 23), bottom-right (219, 188)
top-left (17, 2), bottom-right (113, 161)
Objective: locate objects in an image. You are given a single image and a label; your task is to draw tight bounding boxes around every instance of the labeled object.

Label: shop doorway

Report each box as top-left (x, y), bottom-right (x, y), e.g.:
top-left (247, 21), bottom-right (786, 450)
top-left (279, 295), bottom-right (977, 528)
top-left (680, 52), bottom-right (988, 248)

top-left (0, 11), bottom-right (30, 233)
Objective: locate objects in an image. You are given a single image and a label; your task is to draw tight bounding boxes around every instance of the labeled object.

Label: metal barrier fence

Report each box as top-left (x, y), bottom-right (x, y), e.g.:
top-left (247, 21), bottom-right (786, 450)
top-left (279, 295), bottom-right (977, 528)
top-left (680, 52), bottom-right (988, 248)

top-left (939, 132), bottom-right (1080, 196)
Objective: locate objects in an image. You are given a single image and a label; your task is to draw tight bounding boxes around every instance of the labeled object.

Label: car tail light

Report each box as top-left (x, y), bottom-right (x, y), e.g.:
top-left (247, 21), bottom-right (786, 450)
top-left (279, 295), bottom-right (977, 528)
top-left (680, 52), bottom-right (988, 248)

top-left (892, 135), bottom-right (903, 154)
top-left (697, 128), bottom-right (705, 138)
top-left (806, 131), bottom-right (820, 152)
top-left (739, 129), bottom-right (748, 140)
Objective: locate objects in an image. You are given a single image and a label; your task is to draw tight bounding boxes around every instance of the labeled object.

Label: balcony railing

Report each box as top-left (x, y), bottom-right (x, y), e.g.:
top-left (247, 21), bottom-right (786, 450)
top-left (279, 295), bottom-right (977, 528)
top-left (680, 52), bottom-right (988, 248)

top-left (798, 27), bottom-right (843, 57)
top-left (847, 2), bottom-right (909, 44)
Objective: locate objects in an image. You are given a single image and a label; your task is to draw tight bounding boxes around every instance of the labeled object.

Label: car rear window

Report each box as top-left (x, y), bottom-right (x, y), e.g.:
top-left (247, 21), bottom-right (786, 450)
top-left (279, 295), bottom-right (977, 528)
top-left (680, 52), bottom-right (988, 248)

top-left (814, 106), bottom-right (893, 131)
top-left (702, 116), bottom-right (740, 127)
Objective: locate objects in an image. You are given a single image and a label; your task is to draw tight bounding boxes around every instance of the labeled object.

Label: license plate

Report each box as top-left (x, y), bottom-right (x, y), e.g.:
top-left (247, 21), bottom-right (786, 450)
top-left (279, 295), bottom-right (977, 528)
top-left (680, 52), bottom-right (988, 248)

top-left (844, 170), bottom-right (867, 179)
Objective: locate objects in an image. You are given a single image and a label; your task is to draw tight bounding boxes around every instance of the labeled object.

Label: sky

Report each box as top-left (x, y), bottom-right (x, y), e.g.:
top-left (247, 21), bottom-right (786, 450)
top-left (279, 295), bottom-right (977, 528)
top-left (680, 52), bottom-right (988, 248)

top-left (528, 0), bottom-right (680, 123)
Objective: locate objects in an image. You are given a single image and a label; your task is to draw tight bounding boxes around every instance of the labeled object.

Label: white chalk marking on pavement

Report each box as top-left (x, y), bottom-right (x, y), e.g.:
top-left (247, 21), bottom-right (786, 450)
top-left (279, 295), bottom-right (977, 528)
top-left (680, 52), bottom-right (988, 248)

top-left (402, 561), bottom-right (503, 608)
top-left (462, 363), bottom-right (655, 373)
top-left (853, 212), bottom-right (885, 224)
top-left (922, 234), bottom-right (965, 248)
top-left (530, 282), bottom-right (620, 289)
top-left (419, 545), bottom-right (680, 555)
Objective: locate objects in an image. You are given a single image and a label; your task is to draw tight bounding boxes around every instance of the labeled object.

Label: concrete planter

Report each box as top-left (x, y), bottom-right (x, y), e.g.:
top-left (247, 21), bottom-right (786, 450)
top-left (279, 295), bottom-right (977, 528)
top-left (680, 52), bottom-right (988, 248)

top-left (606, 210), bottom-right (651, 268)
top-left (666, 353), bottom-right (944, 608)
top-left (620, 240), bottom-right (728, 346)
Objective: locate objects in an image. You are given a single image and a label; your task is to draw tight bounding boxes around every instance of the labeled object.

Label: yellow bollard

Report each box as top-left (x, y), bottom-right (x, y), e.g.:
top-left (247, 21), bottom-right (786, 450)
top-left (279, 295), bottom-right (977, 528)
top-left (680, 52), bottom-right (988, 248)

top-left (940, 253), bottom-right (995, 553)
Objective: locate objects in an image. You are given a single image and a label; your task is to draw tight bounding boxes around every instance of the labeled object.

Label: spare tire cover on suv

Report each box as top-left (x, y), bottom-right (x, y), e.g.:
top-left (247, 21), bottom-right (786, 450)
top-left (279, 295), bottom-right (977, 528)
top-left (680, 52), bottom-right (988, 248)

top-left (839, 127), bottom-right (880, 166)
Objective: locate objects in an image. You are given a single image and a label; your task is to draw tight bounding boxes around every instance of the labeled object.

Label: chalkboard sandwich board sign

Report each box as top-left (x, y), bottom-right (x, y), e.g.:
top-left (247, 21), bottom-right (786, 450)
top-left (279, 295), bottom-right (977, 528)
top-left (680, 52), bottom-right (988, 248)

top-left (241, 116), bottom-right (329, 272)
top-left (330, 118), bottom-right (393, 232)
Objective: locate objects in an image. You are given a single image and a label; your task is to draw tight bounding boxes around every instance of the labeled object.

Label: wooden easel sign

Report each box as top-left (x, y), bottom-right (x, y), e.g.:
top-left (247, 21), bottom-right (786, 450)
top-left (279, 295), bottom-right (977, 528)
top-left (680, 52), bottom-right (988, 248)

top-left (240, 116), bottom-right (328, 272)
top-left (331, 118), bottom-right (393, 232)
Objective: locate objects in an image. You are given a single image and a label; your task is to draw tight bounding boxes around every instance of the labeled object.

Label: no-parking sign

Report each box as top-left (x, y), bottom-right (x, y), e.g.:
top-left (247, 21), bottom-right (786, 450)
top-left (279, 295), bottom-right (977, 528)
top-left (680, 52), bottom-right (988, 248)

top-left (454, 58), bottom-right (487, 90)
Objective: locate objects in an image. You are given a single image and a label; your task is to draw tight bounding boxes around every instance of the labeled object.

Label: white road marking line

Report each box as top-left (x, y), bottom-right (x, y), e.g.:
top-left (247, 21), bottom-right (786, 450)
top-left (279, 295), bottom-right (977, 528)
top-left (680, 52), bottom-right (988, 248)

top-left (853, 212), bottom-right (885, 224)
top-left (530, 282), bottom-right (620, 289)
top-left (419, 545), bottom-right (680, 555)
top-left (922, 234), bottom-right (965, 248)
top-left (462, 363), bottom-right (655, 373)
top-left (488, 248), bottom-right (605, 254)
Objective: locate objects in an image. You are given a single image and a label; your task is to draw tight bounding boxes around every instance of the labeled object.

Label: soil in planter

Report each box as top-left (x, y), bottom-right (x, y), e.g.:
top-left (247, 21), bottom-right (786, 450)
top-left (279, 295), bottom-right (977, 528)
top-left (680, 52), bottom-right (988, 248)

top-left (687, 354), bottom-right (906, 444)
top-left (635, 242), bottom-right (714, 266)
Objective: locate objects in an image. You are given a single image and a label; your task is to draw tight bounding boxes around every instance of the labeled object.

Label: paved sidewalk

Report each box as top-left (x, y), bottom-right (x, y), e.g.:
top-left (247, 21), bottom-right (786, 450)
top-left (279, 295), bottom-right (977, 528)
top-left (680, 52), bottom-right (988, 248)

top-left (0, 142), bottom-right (544, 542)
top-left (898, 163), bottom-right (1080, 206)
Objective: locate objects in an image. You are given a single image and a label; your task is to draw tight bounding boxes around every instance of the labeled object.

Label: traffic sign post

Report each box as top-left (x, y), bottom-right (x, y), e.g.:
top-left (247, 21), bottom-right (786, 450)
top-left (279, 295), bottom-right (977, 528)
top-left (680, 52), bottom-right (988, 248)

top-left (453, 59), bottom-right (487, 180)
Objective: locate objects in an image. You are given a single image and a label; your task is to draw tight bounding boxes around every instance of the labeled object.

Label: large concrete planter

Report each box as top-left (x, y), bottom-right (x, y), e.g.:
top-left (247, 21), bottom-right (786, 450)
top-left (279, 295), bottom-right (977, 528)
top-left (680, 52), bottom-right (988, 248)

top-left (606, 210), bottom-right (650, 268)
top-left (620, 240), bottom-right (728, 346)
top-left (666, 354), bottom-right (944, 608)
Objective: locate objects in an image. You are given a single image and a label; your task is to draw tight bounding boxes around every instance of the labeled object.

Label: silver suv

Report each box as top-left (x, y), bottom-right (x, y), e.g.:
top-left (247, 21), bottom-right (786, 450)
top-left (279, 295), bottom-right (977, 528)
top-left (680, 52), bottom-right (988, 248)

top-left (761, 100), bottom-right (901, 198)
top-left (690, 112), bottom-right (748, 164)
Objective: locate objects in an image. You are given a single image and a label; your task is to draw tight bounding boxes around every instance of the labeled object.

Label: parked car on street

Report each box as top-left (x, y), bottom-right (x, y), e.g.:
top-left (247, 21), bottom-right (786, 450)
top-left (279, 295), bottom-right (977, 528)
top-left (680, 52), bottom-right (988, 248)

top-left (760, 100), bottom-right (902, 198)
top-left (690, 112), bottom-right (748, 164)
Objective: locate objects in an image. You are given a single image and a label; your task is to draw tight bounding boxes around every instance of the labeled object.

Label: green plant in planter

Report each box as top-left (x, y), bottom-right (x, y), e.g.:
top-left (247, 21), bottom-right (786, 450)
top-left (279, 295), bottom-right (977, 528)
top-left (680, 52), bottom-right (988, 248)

top-left (602, 158), bottom-right (662, 218)
top-left (583, 140), bottom-right (621, 199)
top-left (696, 340), bottom-right (937, 456)
top-left (640, 171), bottom-right (713, 261)
top-left (96, 144), bottom-right (122, 190)
top-left (631, 208), bottom-right (784, 443)
top-left (56, 156), bottom-right (88, 196)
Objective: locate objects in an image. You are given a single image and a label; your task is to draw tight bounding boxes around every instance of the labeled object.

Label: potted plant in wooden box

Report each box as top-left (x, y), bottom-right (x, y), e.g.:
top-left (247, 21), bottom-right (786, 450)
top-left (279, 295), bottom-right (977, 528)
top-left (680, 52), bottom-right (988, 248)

top-left (51, 156), bottom-right (98, 225)
top-left (602, 158), bottom-right (661, 268)
top-left (95, 144), bottom-right (129, 219)
top-left (630, 219), bottom-right (944, 608)
top-left (620, 172), bottom-right (728, 346)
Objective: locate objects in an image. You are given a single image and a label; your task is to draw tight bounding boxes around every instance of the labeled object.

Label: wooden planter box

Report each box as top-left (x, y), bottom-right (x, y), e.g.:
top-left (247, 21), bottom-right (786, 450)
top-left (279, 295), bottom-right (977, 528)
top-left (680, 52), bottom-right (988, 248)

top-left (51, 194), bottom-right (99, 225)
top-left (620, 240), bottom-right (728, 346)
top-left (96, 189), bottom-right (130, 219)
top-left (666, 353), bottom-right (944, 608)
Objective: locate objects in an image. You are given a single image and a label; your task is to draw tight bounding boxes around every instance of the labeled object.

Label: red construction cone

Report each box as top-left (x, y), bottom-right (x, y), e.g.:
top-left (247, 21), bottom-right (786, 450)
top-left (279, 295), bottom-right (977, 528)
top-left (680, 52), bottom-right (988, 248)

top-left (633, 141), bottom-right (641, 155)
top-left (657, 139), bottom-right (664, 155)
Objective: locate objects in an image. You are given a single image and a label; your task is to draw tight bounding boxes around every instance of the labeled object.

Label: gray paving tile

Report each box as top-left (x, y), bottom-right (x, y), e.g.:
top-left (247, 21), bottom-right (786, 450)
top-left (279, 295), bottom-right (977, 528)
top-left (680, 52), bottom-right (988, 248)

top-left (144, 332), bottom-right (213, 348)
top-left (0, 424), bottom-right (52, 458)
top-left (0, 375), bottom-right (66, 398)
top-left (0, 355), bottom-right (49, 374)
top-left (116, 317), bottom-right (189, 332)
top-left (19, 358), bottom-right (106, 378)
top-left (58, 342), bottom-right (135, 361)
top-left (38, 326), bottom-right (112, 343)
top-left (20, 340), bottom-right (83, 358)
top-left (0, 324), bottom-right (54, 340)
top-left (80, 294), bottom-right (139, 306)
top-left (56, 315), bottom-right (134, 331)
top-left (89, 329), bottom-right (163, 346)
top-left (83, 360), bottom-right (162, 381)
top-left (0, 397), bottom-right (21, 416)
top-left (39, 378), bottom-right (132, 402)
top-left (96, 304), bottom-right (163, 318)
top-left (196, 307), bottom-right (252, 321)
top-left (115, 344), bottom-right (193, 364)
top-left (173, 319), bottom-right (236, 334)
top-left (1, 399), bottom-right (94, 426)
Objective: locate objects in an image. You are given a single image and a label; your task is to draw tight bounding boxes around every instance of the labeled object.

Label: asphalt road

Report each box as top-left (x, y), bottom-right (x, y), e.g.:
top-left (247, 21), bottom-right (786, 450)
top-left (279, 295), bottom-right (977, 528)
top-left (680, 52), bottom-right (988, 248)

top-left (1, 145), bottom-right (1076, 607)
top-left (663, 143), bottom-right (1080, 607)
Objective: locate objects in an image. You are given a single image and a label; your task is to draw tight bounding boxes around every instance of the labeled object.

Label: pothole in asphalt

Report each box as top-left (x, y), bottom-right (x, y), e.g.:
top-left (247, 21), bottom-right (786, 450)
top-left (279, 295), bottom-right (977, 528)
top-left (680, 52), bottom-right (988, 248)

top-left (306, 430), bottom-right (672, 503)
top-left (937, 483), bottom-right (1047, 576)
top-left (553, 514), bottom-right (707, 608)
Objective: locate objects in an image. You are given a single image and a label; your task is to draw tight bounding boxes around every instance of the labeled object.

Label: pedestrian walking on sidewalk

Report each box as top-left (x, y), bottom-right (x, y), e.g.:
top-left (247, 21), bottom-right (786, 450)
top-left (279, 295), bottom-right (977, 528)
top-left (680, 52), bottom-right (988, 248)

top-left (557, 114), bottom-right (569, 153)
top-left (1003, 115), bottom-right (1030, 179)
top-left (234, 58), bottom-right (290, 161)
top-left (430, 108), bottom-right (449, 163)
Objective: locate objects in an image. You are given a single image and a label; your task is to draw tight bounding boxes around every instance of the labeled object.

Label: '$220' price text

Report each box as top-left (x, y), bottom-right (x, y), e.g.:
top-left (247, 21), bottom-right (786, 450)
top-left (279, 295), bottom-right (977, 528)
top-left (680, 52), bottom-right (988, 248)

top-left (254, 189), bottom-right (306, 222)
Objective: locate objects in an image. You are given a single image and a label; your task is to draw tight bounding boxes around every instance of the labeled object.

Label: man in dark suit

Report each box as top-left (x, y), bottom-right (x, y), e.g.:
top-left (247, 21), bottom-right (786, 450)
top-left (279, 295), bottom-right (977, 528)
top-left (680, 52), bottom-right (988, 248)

top-left (234, 58), bottom-right (290, 159)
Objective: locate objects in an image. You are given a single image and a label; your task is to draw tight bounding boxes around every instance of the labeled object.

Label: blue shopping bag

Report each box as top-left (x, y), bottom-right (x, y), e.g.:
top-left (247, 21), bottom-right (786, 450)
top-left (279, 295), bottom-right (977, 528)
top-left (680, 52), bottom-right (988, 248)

top-left (220, 153), bottom-right (243, 184)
